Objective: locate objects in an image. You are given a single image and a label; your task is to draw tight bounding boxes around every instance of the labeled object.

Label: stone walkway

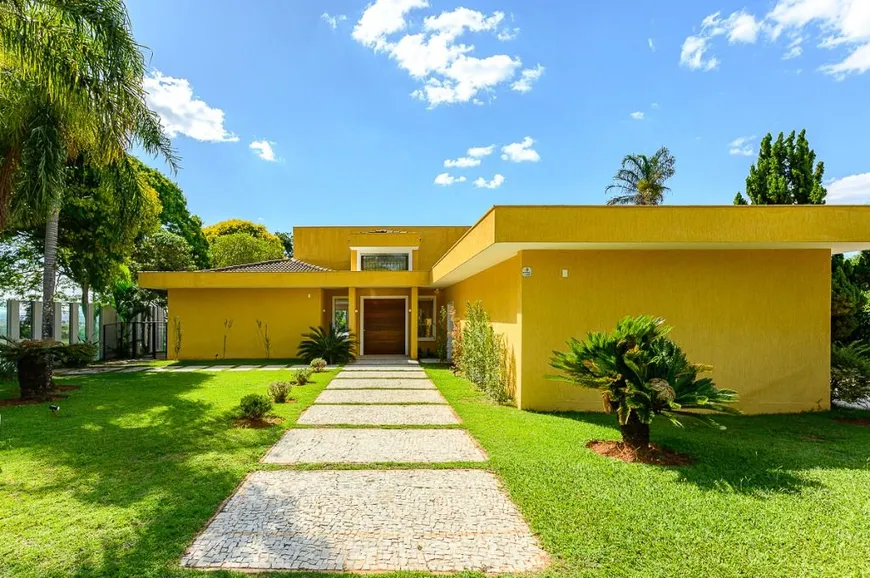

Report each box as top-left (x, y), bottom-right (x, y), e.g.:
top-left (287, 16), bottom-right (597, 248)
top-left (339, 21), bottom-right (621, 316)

top-left (181, 361), bottom-right (549, 573)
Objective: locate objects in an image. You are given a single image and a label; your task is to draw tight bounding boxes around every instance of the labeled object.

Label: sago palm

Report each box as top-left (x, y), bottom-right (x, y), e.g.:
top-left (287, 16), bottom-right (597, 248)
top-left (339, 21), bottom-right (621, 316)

top-left (549, 315), bottom-right (739, 450)
top-left (0, 0), bottom-right (177, 338)
top-left (297, 326), bottom-right (357, 365)
top-left (605, 146), bottom-right (676, 205)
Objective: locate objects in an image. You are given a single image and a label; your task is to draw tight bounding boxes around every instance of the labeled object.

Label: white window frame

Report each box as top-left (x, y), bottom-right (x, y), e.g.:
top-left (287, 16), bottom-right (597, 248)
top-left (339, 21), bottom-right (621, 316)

top-left (359, 296), bottom-right (409, 356)
top-left (417, 295), bottom-right (436, 342)
top-left (331, 296), bottom-right (349, 334)
top-left (352, 246), bottom-right (418, 272)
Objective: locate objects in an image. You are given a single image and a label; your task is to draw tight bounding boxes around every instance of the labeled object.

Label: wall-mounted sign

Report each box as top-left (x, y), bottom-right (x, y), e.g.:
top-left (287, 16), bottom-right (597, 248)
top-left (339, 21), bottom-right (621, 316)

top-left (521, 266), bottom-right (532, 277)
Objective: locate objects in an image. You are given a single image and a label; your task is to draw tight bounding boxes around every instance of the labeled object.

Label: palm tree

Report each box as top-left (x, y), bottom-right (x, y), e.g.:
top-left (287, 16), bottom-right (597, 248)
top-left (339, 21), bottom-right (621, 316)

top-left (0, 0), bottom-right (177, 338)
top-left (605, 146), bottom-right (676, 205)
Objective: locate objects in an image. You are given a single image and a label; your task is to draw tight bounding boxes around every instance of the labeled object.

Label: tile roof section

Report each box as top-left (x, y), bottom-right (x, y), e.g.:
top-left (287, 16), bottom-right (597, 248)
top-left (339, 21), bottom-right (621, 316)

top-left (207, 258), bottom-right (332, 273)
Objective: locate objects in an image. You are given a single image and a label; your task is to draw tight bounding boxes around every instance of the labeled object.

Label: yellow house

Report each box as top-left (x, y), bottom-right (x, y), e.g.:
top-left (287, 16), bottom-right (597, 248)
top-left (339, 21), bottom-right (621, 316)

top-left (139, 205), bottom-right (870, 415)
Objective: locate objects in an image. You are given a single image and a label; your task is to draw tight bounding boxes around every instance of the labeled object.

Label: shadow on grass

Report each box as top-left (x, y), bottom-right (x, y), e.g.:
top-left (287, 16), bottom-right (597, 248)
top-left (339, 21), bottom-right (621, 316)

top-left (545, 409), bottom-right (870, 497)
top-left (0, 370), bottom-right (306, 577)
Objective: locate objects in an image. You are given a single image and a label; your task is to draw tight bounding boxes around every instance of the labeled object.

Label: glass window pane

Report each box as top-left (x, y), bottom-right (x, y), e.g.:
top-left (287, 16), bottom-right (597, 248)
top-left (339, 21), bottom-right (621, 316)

top-left (333, 298), bottom-right (349, 332)
top-left (418, 298), bottom-right (435, 339)
top-left (360, 253), bottom-right (409, 271)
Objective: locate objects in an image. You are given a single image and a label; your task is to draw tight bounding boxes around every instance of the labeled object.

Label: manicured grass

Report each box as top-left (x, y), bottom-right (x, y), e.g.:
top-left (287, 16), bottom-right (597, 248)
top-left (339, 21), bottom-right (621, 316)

top-left (424, 366), bottom-right (870, 577)
top-left (94, 358), bottom-right (305, 368)
top-left (0, 369), bottom-right (336, 578)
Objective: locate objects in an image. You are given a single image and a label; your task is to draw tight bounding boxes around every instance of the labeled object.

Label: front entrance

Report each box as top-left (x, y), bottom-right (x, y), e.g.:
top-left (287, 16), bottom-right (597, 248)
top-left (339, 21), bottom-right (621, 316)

top-left (361, 297), bottom-right (407, 355)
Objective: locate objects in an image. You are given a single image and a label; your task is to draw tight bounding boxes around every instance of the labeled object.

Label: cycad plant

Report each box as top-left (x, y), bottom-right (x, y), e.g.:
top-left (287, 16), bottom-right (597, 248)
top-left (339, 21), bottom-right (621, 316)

top-left (549, 315), bottom-right (739, 450)
top-left (297, 326), bottom-right (356, 365)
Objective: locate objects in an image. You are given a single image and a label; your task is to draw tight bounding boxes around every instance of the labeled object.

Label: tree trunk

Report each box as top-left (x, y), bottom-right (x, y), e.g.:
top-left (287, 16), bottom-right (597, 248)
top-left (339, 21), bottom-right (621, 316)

top-left (620, 412), bottom-right (651, 451)
top-left (18, 355), bottom-right (52, 400)
top-left (41, 206), bottom-right (60, 340)
top-left (0, 147), bottom-right (21, 230)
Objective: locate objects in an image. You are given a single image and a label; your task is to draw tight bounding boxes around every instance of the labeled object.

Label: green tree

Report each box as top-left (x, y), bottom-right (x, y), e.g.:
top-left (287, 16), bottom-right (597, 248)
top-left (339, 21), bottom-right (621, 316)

top-left (133, 158), bottom-right (209, 269)
top-left (132, 230), bottom-right (196, 273)
top-left (209, 232), bottom-right (284, 268)
top-left (605, 146), bottom-right (676, 205)
top-left (0, 231), bottom-right (42, 297)
top-left (0, 0), bottom-right (176, 338)
top-left (276, 231), bottom-right (294, 258)
top-left (733, 130), bottom-right (826, 205)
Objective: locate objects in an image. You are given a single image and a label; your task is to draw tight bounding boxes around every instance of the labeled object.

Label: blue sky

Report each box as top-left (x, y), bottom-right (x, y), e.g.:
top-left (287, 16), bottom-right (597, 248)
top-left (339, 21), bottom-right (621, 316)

top-left (128, 0), bottom-right (870, 231)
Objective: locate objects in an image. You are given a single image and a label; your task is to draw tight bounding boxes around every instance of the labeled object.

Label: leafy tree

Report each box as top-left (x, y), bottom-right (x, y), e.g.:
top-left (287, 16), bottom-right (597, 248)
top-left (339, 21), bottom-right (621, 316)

top-left (733, 130), bottom-right (826, 205)
top-left (0, 231), bottom-right (42, 298)
top-left (203, 219), bottom-right (281, 244)
top-left (0, 0), bottom-right (176, 339)
top-left (605, 146), bottom-right (676, 205)
top-left (276, 231), bottom-right (294, 258)
top-left (550, 315), bottom-right (739, 450)
top-left (132, 158), bottom-right (210, 269)
top-left (109, 278), bottom-right (156, 323)
top-left (133, 230), bottom-right (196, 273)
top-left (208, 232), bottom-right (284, 268)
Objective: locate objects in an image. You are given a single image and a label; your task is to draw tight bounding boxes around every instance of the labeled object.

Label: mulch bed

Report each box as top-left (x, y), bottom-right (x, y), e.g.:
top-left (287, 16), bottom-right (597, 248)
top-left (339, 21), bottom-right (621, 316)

top-left (0, 384), bottom-right (80, 407)
top-left (586, 440), bottom-right (694, 466)
top-left (835, 417), bottom-right (870, 427)
top-left (232, 416), bottom-right (286, 429)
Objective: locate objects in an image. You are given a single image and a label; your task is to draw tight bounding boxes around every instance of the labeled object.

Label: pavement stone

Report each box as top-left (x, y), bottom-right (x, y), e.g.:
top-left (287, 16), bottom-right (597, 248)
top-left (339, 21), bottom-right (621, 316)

top-left (326, 378), bottom-right (436, 390)
top-left (263, 429), bottom-right (487, 463)
top-left (297, 404), bottom-right (460, 425)
top-left (180, 470), bottom-right (548, 573)
top-left (335, 371), bottom-right (428, 380)
top-left (315, 389), bottom-right (446, 404)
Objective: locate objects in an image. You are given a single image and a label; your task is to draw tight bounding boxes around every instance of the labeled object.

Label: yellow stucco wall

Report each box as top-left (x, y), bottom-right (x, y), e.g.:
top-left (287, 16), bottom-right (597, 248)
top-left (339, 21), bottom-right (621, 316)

top-left (167, 288), bottom-right (322, 360)
top-left (516, 249), bottom-right (831, 414)
top-left (294, 226), bottom-right (468, 271)
top-left (444, 255), bottom-right (523, 401)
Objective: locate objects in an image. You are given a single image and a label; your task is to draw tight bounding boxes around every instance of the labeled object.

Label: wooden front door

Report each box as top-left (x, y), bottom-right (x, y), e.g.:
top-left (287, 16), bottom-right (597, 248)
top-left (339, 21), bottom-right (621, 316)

top-left (363, 299), bottom-right (406, 355)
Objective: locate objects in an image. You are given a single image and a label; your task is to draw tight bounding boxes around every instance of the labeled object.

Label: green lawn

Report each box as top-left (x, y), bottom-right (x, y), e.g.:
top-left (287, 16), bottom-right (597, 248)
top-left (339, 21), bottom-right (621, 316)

top-left (2, 366), bottom-right (869, 577)
top-left (0, 369), bottom-right (337, 578)
top-left (424, 366), bottom-right (870, 577)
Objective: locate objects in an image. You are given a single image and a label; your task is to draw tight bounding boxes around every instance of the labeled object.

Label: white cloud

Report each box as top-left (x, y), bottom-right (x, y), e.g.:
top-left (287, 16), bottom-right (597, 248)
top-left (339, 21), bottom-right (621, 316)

top-left (827, 173), bottom-right (870, 203)
top-left (728, 136), bottom-right (756, 156)
top-left (249, 140), bottom-right (277, 161)
top-left (321, 12), bottom-right (348, 30)
top-left (143, 70), bottom-right (238, 142)
top-left (467, 144), bottom-right (495, 158)
top-left (651, 102), bottom-right (659, 109)
top-left (630, 111), bottom-right (645, 120)
top-left (473, 174), bottom-right (505, 189)
top-left (648, 38), bottom-right (656, 51)
top-left (511, 64), bottom-right (545, 93)
top-left (501, 137), bottom-right (540, 163)
top-left (497, 27), bottom-right (520, 41)
top-left (434, 172), bottom-right (467, 186)
top-left (444, 156), bottom-right (480, 168)
top-left (681, 1), bottom-right (870, 77)
top-left (352, 1), bottom-right (537, 106)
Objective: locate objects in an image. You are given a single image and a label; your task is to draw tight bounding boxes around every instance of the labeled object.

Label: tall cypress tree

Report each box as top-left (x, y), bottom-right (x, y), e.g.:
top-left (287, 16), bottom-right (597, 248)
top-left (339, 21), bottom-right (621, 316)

top-left (734, 130), bottom-right (827, 205)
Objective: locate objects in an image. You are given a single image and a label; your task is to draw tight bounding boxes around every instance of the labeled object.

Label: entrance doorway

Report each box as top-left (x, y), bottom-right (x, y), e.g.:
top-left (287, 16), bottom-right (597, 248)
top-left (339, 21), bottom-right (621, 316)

top-left (361, 297), bottom-right (407, 355)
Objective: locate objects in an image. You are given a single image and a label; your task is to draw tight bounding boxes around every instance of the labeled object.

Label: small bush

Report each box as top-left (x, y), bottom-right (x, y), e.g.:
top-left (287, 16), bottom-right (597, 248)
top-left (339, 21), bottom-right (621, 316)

top-left (268, 381), bottom-right (292, 403)
top-left (453, 301), bottom-right (511, 403)
top-left (297, 325), bottom-right (356, 364)
top-left (56, 342), bottom-right (98, 368)
top-left (831, 341), bottom-right (870, 403)
top-left (309, 358), bottom-right (327, 373)
top-left (294, 368), bottom-right (312, 385)
top-left (239, 394), bottom-right (272, 420)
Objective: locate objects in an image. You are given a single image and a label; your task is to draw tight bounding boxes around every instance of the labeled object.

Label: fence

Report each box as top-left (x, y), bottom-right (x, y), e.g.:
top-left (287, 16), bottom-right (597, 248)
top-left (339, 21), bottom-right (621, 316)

top-left (101, 321), bottom-right (167, 360)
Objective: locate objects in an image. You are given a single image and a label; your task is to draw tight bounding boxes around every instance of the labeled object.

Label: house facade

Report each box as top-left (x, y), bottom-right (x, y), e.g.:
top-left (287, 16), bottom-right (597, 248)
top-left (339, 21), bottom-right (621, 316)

top-left (139, 205), bottom-right (870, 414)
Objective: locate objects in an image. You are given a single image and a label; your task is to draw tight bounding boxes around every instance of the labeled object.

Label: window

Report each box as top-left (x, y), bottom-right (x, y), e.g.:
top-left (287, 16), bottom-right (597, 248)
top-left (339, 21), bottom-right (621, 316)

top-left (332, 297), bottom-right (349, 333)
top-left (418, 296), bottom-right (436, 340)
top-left (360, 253), bottom-right (410, 271)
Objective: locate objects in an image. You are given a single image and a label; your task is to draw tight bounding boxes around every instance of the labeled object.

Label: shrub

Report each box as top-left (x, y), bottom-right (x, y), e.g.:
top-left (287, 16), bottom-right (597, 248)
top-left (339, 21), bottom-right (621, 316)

top-left (435, 306), bottom-right (449, 361)
top-left (294, 368), bottom-right (312, 385)
top-left (297, 325), bottom-right (356, 365)
top-left (309, 358), bottom-right (327, 373)
top-left (453, 301), bottom-right (511, 403)
top-left (56, 342), bottom-right (98, 368)
top-left (239, 394), bottom-right (272, 420)
top-left (268, 381), bottom-right (292, 403)
top-left (549, 315), bottom-right (740, 450)
top-left (0, 338), bottom-right (65, 400)
top-left (831, 341), bottom-right (870, 403)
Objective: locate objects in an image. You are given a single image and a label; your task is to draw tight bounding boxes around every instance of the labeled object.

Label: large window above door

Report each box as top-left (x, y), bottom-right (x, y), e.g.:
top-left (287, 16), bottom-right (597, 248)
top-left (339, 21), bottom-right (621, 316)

top-left (360, 253), bottom-right (410, 271)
